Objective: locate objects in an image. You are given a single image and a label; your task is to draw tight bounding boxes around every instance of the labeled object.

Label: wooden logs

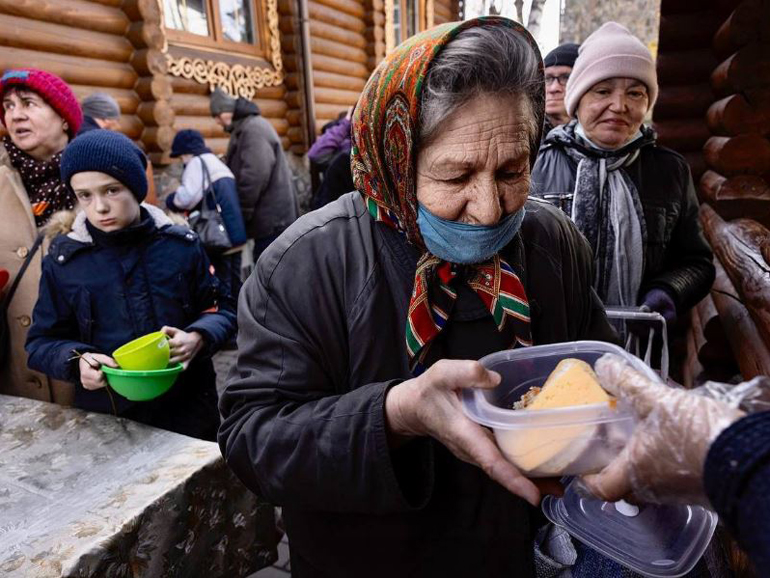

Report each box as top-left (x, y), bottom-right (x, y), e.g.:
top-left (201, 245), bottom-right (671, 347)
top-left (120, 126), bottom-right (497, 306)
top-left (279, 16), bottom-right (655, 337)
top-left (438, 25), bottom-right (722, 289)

top-left (126, 21), bottom-right (166, 50)
top-left (285, 70), bottom-right (366, 92)
top-left (306, 19), bottom-right (367, 48)
top-left (117, 114), bottom-right (144, 139)
top-left (313, 0), bottom-right (366, 19)
top-left (137, 101), bottom-right (175, 127)
top-left (713, 0), bottom-right (768, 58)
top-left (314, 86), bottom-right (362, 107)
top-left (701, 204), bottom-right (770, 351)
top-left (700, 170), bottom-right (770, 227)
top-left (704, 135), bottom-right (770, 175)
top-left (710, 257), bottom-right (770, 379)
top-left (0, 13), bottom-right (133, 62)
top-left (122, 0), bottom-right (162, 23)
top-left (707, 91), bottom-right (770, 136)
top-left (0, 0), bottom-right (129, 35)
top-left (654, 119), bottom-right (711, 152)
top-left (285, 53), bottom-right (370, 79)
top-left (712, 44), bottom-right (770, 96)
top-left (0, 46), bottom-right (136, 88)
top-left (306, 0), bottom-right (366, 32)
top-left (693, 295), bottom-right (735, 367)
top-left (70, 85), bottom-right (140, 114)
top-left (135, 76), bottom-right (173, 101)
top-left (131, 49), bottom-right (168, 77)
top-left (658, 12), bottom-right (722, 52)
top-left (657, 49), bottom-right (718, 85)
top-left (173, 115), bottom-right (229, 139)
top-left (141, 126), bottom-right (176, 152)
top-left (170, 92), bottom-right (288, 119)
top-left (653, 84), bottom-right (714, 120)
top-left (308, 36), bottom-right (368, 64)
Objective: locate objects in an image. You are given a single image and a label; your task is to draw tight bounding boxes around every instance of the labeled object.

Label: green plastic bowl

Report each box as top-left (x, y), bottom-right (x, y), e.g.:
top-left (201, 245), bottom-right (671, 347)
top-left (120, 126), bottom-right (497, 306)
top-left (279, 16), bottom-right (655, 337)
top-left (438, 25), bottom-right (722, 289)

top-left (102, 363), bottom-right (183, 401)
top-left (113, 331), bottom-right (170, 371)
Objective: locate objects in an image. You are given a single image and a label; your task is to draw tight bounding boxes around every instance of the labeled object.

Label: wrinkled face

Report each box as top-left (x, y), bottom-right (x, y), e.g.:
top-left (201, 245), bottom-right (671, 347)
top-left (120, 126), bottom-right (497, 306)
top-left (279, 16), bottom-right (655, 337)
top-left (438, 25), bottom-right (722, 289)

top-left (576, 77), bottom-right (649, 150)
top-left (70, 172), bottom-right (141, 232)
top-left (544, 65), bottom-right (572, 123)
top-left (2, 88), bottom-right (69, 161)
top-left (214, 112), bottom-right (233, 129)
top-left (416, 92), bottom-right (533, 225)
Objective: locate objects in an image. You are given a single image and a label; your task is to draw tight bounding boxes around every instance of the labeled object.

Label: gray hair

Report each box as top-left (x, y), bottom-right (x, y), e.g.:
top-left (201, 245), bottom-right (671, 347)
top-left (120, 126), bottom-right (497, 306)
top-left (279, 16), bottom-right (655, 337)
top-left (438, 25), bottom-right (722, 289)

top-left (82, 92), bottom-right (121, 119)
top-left (419, 25), bottom-right (544, 157)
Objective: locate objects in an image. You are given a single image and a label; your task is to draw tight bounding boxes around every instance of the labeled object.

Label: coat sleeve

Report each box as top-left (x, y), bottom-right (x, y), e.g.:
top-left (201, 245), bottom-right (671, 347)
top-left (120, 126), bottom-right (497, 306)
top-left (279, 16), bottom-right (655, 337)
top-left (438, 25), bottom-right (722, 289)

top-left (307, 118), bottom-right (351, 163)
top-left (235, 123), bottom-right (276, 220)
top-left (25, 257), bottom-right (96, 383)
top-left (171, 158), bottom-right (205, 210)
top-left (218, 239), bottom-right (434, 514)
top-left (183, 240), bottom-right (237, 350)
top-left (641, 167), bottom-right (715, 312)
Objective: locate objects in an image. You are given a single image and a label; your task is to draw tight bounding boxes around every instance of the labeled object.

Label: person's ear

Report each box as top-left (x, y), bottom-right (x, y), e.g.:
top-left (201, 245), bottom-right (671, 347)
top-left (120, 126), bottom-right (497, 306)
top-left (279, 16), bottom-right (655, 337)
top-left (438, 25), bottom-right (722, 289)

top-left (62, 121), bottom-right (69, 133)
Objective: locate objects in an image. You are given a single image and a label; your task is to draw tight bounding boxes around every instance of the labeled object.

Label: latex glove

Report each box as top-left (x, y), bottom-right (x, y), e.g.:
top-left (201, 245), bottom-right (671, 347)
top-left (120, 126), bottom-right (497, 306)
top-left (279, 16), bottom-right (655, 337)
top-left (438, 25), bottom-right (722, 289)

top-left (385, 359), bottom-right (564, 506)
top-left (161, 326), bottom-right (204, 369)
top-left (79, 353), bottom-right (119, 390)
top-left (581, 353), bottom-right (746, 506)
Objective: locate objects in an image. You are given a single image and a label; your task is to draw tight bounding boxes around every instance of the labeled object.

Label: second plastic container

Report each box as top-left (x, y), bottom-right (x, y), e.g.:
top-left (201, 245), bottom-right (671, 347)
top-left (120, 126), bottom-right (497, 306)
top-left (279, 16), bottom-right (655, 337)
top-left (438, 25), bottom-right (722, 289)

top-left (461, 340), bottom-right (660, 477)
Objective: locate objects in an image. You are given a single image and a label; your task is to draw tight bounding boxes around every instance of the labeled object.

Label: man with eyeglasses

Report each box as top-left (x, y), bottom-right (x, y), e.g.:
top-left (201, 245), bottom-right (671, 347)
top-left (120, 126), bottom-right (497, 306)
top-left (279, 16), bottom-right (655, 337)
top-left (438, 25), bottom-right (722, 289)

top-left (542, 43), bottom-right (580, 140)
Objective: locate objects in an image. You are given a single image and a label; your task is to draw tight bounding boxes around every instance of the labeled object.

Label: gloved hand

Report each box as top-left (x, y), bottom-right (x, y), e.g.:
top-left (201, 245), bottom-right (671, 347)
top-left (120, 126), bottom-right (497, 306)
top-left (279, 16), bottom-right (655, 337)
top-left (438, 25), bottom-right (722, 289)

top-left (581, 353), bottom-right (748, 506)
top-left (640, 288), bottom-right (677, 327)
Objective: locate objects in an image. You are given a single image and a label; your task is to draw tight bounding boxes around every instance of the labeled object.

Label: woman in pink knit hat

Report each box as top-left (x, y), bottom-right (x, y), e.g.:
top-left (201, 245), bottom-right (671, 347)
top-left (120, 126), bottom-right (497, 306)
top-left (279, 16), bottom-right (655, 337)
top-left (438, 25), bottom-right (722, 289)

top-left (531, 23), bottom-right (714, 342)
top-left (0, 68), bottom-right (82, 404)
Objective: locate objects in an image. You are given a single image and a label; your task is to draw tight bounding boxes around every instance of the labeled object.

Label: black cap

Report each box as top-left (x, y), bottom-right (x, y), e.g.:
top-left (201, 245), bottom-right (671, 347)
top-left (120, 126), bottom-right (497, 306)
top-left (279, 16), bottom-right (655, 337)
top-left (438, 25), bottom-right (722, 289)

top-left (543, 43), bottom-right (580, 68)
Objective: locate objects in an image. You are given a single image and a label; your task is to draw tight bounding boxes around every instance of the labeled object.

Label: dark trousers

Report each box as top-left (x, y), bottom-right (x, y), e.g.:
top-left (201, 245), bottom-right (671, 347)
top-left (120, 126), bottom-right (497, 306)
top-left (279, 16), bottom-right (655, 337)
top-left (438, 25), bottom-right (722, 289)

top-left (210, 251), bottom-right (243, 299)
top-left (253, 233), bottom-right (281, 265)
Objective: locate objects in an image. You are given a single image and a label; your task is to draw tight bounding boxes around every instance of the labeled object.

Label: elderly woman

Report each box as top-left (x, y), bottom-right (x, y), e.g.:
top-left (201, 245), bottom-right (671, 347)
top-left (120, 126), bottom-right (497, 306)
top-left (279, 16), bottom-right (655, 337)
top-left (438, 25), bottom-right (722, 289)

top-left (219, 18), bottom-right (616, 577)
top-left (531, 23), bottom-right (714, 328)
top-left (0, 68), bottom-right (81, 403)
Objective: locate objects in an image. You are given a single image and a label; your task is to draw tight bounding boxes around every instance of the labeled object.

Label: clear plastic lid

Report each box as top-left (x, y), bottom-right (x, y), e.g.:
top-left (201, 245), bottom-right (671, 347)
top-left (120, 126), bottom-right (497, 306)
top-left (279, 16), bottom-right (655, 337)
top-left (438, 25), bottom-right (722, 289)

top-left (542, 480), bottom-right (718, 577)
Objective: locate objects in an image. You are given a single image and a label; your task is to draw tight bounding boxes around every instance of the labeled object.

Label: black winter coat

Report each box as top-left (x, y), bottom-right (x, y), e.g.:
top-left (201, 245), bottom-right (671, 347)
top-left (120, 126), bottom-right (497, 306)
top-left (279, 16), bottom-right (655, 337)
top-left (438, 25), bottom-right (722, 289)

top-left (219, 193), bottom-right (617, 577)
top-left (531, 126), bottom-right (715, 313)
top-left (26, 206), bottom-right (236, 438)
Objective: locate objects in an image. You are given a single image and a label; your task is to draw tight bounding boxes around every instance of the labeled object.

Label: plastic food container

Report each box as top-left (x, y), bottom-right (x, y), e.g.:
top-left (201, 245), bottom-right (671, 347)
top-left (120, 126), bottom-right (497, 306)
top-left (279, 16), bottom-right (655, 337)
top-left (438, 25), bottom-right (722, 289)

top-left (112, 331), bottom-right (170, 371)
top-left (461, 341), bottom-right (660, 477)
top-left (542, 480), bottom-right (718, 577)
top-left (102, 363), bottom-right (183, 401)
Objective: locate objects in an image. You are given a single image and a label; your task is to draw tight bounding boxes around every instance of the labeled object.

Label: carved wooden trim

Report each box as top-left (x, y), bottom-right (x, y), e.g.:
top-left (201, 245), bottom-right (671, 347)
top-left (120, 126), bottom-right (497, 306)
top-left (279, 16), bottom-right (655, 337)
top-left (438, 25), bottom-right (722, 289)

top-left (165, 0), bottom-right (284, 98)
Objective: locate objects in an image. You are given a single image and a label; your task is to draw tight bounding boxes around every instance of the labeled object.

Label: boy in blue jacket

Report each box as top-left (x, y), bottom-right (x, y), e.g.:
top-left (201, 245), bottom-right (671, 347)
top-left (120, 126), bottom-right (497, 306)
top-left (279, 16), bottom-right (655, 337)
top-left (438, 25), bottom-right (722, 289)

top-left (26, 130), bottom-right (236, 441)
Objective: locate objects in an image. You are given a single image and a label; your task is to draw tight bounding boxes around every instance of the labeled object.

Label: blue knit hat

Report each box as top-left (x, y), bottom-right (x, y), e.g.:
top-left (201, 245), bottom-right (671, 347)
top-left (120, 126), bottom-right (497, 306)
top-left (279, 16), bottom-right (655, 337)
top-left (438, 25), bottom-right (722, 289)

top-left (170, 129), bottom-right (211, 158)
top-left (61, 130), bottom-right (148, 202)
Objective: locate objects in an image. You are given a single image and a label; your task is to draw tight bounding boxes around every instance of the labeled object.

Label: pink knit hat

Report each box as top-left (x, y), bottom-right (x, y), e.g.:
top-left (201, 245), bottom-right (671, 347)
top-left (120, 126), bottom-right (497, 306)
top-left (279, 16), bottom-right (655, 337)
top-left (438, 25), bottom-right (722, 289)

top-left (0, 68), bottom-right (83, 136)
top-left (564, 22), bottom-right (658, 118)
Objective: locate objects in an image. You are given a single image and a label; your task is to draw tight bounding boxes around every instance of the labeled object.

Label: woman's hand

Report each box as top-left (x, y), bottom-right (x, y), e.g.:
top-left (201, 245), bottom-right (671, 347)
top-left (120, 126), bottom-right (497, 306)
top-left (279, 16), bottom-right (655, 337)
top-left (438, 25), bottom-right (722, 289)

top-left (582, 353), bottom-right (745, 506)
top-left (79, 353), bottom-right (118, 390)
top-left (385, 359), bottom-right (562, 506)
top-left (161, 326), bottom-right (204, 369)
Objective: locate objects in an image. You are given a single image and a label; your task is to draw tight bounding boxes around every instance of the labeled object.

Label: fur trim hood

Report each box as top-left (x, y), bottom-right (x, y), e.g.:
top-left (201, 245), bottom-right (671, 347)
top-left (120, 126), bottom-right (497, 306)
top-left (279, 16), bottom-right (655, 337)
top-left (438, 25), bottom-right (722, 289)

top-left (45, 203), bottom-right (173, 242)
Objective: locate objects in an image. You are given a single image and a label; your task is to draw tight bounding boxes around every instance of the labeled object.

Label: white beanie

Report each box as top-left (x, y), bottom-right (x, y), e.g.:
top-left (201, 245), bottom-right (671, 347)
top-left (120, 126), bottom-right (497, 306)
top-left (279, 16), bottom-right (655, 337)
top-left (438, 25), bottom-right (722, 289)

top-left (564, 22), bottom-right (658, 118)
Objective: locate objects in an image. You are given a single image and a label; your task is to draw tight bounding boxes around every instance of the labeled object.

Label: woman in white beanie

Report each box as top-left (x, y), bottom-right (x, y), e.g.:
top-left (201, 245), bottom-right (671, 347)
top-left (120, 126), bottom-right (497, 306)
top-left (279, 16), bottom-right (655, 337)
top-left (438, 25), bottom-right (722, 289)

top-left (531, 22), bottom-right (713, 339)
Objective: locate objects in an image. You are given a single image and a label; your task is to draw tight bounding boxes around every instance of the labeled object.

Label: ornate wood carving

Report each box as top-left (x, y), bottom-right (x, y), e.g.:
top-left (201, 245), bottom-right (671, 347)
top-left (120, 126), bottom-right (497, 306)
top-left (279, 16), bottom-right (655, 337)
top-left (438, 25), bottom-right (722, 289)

top-left (165, 0), bottom-right (284, 98)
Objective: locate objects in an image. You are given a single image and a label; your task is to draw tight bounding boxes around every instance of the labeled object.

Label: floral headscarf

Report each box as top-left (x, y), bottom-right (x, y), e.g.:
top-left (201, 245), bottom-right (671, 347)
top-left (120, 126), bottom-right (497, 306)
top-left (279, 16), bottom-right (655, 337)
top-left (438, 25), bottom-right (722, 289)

top-left (351, 17), bottom-right (545, 373)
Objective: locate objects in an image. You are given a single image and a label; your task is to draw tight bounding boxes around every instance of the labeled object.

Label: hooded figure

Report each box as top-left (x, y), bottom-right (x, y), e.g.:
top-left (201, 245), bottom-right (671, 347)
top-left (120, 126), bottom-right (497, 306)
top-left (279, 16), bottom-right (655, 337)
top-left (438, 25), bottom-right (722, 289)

top-left (210, 88), bottom-right (298, 260)
top-left (219, 17), bottom-right (616, 577)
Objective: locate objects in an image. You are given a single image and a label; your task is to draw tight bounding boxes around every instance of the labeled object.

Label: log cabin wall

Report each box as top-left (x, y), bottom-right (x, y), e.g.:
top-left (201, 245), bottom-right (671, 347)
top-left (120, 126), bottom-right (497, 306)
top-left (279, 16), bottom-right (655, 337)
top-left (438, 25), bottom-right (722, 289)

top-left (0, 0), bottom-right (141, 141)
top-left (656, 0), bottom-right (770, 385)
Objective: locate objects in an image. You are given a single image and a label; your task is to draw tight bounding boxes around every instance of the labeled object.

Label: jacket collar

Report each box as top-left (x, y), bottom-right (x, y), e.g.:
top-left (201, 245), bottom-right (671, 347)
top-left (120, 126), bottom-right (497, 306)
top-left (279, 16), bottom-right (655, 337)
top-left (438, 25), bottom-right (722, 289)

top-left (67, 203), bottom-right (172, 243)
top-left (542, 120), bottom-right (656, 158)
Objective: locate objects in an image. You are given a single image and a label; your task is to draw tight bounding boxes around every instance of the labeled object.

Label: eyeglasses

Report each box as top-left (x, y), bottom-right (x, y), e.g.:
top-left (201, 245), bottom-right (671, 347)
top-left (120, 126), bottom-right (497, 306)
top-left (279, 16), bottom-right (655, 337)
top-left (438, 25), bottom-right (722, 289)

top-left (544, 74), bottom-right (570, 86)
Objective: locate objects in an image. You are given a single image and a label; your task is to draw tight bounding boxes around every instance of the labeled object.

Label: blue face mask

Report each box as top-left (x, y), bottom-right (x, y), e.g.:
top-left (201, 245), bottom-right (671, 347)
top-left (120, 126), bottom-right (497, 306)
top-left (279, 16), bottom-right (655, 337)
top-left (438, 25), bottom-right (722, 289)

top-left (416, 203), bottom-right (526, 264)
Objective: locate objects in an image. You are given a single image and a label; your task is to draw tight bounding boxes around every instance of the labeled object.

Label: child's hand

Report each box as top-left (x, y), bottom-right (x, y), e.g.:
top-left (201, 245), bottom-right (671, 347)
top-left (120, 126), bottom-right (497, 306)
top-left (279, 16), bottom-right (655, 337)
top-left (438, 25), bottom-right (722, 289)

top-left (161, 326), bottom-right (204, 369)
top-left (79, 353), bottom-right (118, 390)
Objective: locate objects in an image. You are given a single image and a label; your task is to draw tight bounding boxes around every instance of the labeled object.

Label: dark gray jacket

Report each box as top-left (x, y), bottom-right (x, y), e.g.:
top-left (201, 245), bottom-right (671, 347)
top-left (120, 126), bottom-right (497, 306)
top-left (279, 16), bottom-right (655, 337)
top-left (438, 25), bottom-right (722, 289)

top-left (531, 128), bottom-right (715, 313)
top-left (218, 193), bottom-right (616, 577)
top-left (226, 99), bottom-right (298, 240)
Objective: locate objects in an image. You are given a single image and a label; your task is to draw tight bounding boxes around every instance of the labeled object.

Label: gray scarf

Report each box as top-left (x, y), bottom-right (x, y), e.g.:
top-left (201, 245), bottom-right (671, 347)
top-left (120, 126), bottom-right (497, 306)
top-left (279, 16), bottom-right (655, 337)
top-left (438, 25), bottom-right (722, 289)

top-left (550, 122), bottom-right (651, 307)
